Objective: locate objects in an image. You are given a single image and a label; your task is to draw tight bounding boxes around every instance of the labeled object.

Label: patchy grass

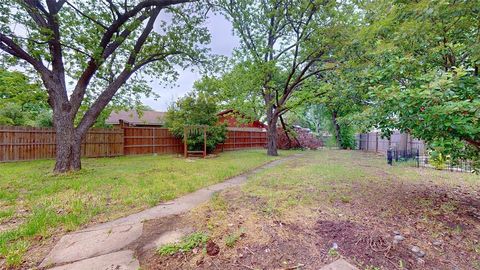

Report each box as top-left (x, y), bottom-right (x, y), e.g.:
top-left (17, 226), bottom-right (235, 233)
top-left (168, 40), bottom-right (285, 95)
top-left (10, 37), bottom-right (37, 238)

top-left (146, 150), bottom-right (480, 270)
top-left (0, 149), bottom-right (293, 268)
top-left (225, 228), bottom-right (245, 248)
top-left (157, 232), bottom-right (209, 256)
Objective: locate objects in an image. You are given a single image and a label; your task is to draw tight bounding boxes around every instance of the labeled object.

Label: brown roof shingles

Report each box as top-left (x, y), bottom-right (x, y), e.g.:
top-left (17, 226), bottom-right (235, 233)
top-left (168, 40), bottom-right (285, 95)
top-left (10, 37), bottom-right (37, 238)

top-left (106, 110), bottom-right (166, 125)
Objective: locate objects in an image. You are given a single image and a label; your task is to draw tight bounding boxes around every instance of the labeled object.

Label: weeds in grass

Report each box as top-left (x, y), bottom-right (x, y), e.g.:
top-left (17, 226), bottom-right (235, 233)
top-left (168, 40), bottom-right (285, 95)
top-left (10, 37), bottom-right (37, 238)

top-left (327, 248), bottom-right (339, 257)
top-left (211, 192), bottom-right (228, 211)
top-left (340, 195), bottom-right (352, 203)
top-left (225, 228), bottom-right (245, 248)
top-left (0, 209), bottom-right (14, 221)
top-left (2, 240), bottom-right (28, 267)
top-left (365, 266), bottom-right (381, 270)
top-left (157, 232), bottom-right (209, 256)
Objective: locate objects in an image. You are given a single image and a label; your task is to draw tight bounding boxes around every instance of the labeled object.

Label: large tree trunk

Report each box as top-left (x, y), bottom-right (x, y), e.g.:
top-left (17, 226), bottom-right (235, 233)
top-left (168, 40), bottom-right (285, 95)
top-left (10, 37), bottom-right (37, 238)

top-left (331, 110), bottom-right (343, 149)
top-left (53, 111), bottom-right (79, 173)
top-left (52, 101), bottom-right (87, 173)
top-left (266, 104), bottom-right (279, 156)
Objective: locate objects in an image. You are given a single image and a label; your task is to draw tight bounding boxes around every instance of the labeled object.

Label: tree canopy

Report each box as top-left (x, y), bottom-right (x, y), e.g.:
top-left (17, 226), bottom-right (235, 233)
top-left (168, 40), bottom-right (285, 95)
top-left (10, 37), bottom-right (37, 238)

top-left (0, 0), bottom-right (210, 172)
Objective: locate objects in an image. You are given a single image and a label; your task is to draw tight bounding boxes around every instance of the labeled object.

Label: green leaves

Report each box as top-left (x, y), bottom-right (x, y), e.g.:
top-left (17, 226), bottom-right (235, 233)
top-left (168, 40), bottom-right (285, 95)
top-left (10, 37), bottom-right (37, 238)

top-left (165, 92), bottom-right (227, 153)
top-left (353, 0), bottom-right (480, 168)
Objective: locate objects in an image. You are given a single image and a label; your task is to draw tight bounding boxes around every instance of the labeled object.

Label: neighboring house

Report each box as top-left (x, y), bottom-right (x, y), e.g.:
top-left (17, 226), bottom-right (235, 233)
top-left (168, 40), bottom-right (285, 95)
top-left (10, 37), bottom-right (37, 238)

top-left (106, 110), bottom-right (166, 127)
top-left (217, 109), bottom-right (267, 129)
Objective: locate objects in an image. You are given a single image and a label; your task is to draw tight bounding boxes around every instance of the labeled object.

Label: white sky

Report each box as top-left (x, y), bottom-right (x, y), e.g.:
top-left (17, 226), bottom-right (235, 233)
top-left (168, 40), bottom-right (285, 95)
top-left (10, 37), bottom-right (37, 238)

top-left (142, 13), bottom-right (239, 111)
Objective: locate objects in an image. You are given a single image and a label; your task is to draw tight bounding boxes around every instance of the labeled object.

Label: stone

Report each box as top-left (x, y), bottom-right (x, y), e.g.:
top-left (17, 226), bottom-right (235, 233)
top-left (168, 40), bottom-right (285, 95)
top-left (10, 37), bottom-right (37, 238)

top-left (393, 234), bottom-right (405, 244)
top-left (40, 223), bottom-right (143, 267)
top-left (47, 250), bottom-right (139, 270)
top-left (320, 259), bottom-right (359, 270)
top-left (411, 246), bottom-right (426, 258)
top-left (393, 231), bottom-right (401, 235)
top-left (432, 240), bottom-right (443, 246)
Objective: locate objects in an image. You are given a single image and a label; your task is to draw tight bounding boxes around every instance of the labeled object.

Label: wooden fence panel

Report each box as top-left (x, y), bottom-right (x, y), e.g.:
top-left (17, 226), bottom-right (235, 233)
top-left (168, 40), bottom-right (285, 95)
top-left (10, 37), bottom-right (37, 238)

top-left (123, 127), bottom-right (183, 155)
top-left (0, 126), bottom-right (123, 162)
top-left (219, 127), bottom-right (267, 151)
top-left (0, 126), bottom-right (266, 162)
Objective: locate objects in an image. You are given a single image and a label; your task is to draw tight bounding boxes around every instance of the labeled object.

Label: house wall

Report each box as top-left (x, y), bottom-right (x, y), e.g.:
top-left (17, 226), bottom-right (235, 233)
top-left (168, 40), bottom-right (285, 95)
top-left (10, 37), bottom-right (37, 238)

top-left (218, 114), bottom-right (266, 129)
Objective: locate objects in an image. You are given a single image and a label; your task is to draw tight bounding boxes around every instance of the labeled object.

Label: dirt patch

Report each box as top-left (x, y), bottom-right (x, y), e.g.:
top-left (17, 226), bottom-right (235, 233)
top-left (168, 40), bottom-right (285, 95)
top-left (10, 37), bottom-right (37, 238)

top-left (130, 214), bottom-right (191, 262)
top-left (206, 240), bottom-right (220, 256)
top-left (314, 220), bottom-right (417, 269)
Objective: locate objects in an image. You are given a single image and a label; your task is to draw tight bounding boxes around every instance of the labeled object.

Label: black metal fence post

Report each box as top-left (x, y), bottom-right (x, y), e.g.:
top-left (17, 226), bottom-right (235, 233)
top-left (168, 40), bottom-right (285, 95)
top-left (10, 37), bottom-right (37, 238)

top-left (416, 148), bottom-right (419, 168)
top-left (387, 148), bottom-right (393, 165)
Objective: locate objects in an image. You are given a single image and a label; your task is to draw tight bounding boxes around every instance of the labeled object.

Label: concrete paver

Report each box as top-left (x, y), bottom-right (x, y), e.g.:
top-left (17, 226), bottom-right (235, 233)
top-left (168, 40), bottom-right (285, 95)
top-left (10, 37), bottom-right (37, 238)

top-left (47, 250), bottom-right (139, 270)
top-left (320, 259), bottom-right (359, 270)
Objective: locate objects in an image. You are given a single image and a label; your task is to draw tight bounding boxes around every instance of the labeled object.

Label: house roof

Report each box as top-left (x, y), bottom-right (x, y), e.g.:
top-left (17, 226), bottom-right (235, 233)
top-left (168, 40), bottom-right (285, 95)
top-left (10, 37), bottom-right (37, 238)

top-left (106, 110), bottom-right (166, 125)
top-left (217, 109), bottom-right (235, 116)
top-left (217, 109), bottom-right (267, 128)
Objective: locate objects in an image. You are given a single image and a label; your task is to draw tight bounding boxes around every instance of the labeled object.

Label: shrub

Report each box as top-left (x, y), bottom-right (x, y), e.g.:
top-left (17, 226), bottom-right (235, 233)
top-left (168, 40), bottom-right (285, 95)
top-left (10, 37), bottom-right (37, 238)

top-left (165, 92), bottom-right (227, 153)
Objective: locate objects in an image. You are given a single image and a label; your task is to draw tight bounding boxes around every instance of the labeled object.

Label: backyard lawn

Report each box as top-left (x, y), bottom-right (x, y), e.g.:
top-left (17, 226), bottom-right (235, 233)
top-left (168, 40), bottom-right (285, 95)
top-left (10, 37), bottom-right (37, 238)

top-left (142, 150), bottom-right (480, 270)
top-left (0, 150), bottom-right (290, 268)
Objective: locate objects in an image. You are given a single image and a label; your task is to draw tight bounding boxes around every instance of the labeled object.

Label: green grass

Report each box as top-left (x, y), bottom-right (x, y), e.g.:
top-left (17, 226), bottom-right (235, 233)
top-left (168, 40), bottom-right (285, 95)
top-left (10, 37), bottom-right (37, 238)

top-left (157, 232), bottom-right (209, 256)
top-left (225, 228), bottom-right (244, 248)
top-left (0, 150), bottom-right (292, 267)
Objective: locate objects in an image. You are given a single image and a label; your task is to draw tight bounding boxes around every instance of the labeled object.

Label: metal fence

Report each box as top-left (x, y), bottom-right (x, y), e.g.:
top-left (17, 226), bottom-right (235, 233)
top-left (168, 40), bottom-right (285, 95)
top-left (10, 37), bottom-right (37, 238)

top-left (355, 131), bottom-right (426, 156)
top-left (418, 155), bottom-right (476, 173)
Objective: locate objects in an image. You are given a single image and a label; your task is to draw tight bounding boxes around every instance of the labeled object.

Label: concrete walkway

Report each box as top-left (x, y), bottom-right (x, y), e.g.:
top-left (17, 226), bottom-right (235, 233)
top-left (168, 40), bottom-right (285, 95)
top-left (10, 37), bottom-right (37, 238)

top-left (40, 155), bottom-right (301, 270)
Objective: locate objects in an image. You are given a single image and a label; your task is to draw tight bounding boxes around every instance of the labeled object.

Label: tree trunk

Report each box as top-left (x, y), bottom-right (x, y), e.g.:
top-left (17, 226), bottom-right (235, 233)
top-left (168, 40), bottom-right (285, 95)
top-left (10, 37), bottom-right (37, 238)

top-left (52, 107), bottom-right (84, 173)
top-left (279, 115), bottom-right (292, 148)
top-left (331, 110), bottom-right (343, 149)
top-left (266, 105), bottom-right (279, 156)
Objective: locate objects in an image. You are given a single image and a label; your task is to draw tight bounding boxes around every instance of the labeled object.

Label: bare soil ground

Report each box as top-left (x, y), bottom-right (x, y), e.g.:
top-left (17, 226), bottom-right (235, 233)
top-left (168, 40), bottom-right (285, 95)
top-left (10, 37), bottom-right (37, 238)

top-left (140, 150), bottom-right (480, 270)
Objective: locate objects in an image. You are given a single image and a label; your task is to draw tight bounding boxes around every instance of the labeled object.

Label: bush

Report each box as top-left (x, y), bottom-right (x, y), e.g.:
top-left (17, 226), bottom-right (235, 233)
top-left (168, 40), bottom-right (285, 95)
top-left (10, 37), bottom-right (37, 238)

top-left (338, 123), bottom-right (355, 149)
top-left (165, 92), bottom-right (227, 153)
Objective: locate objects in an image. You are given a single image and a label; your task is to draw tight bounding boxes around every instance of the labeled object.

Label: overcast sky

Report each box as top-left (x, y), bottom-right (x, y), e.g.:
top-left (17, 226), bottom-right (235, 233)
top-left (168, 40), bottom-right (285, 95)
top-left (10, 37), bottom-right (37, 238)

top-left (142, 13), bottom-right (239, 111)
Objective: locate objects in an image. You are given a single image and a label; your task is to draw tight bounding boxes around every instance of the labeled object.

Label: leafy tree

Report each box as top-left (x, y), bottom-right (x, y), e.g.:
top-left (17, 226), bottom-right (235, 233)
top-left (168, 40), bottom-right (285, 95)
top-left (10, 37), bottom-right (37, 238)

top-left (0, 69), bottom-right (53, 126)
top-left (0, 69), bottom-right (48, 112)
top-left (217, 0), bottom-right (341, 156)
top-left (0, 0), bottom-right (209, 172)
top-left (355, 0), bottom-right (480, 168)
top-left (0, 103), bottom-right (26, 125)
top-left (194, 62), bottom-right (265, 122)
top-left (165, 92), bottom-right (227, 153)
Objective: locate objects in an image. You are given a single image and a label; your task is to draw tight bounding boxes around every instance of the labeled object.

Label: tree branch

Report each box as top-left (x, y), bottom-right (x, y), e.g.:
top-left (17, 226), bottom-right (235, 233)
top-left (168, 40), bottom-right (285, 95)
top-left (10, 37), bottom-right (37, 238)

top-left (65, 0), bottom-right (109, 29)
top-left (0, 33), bottom-right (50, 74)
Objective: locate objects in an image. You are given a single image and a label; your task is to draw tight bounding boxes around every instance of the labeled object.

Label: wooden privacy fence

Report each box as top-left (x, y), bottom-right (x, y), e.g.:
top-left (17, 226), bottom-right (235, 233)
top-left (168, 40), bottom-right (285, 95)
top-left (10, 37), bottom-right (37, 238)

top-left (123, 126), bottom-right (183, 155)
top-left (0, 126), bottom-right (267, 162)
top-left (219, 127), bottom-right (267, 151)
top-left (0, 126), bottom-right (124, 162)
